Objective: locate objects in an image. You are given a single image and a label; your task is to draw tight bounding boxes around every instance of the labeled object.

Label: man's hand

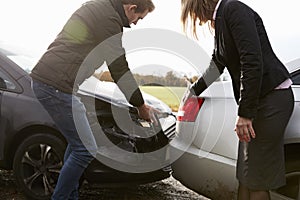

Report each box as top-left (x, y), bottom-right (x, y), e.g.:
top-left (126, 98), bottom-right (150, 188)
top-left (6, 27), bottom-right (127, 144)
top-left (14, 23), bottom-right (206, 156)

top-left (137, 104), bottom-right (159, 125)
top-left (235, 116), bottom-right (256, 142)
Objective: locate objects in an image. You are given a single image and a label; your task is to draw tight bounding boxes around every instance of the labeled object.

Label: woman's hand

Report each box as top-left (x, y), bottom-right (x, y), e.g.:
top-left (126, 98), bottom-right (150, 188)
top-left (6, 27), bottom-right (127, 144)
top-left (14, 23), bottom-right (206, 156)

top-left (235, 116), bottom-right (256, 142)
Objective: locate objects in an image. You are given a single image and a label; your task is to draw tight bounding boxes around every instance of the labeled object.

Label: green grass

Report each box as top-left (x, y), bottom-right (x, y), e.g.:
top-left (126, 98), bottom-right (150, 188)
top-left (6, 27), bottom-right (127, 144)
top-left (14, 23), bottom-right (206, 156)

top-left (140, 86), bottom-right (186, 112)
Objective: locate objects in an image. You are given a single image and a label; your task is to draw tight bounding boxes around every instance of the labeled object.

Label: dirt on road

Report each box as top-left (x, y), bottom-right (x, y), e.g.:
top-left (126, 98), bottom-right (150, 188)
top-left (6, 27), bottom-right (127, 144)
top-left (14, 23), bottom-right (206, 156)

top-left (0, 170), bottom-right (209, 200)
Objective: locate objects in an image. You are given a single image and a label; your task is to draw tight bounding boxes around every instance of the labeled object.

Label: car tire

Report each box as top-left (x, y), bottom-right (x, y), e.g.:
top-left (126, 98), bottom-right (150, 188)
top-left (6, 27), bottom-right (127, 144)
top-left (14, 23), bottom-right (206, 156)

top-left (13, 133), bottom-right (66, 200)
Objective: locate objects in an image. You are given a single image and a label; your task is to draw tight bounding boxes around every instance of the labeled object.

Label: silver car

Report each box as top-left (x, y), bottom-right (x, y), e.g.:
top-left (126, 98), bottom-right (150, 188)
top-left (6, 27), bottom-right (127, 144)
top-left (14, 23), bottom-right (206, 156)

top-left (171, 58), bottom-right (300, 200)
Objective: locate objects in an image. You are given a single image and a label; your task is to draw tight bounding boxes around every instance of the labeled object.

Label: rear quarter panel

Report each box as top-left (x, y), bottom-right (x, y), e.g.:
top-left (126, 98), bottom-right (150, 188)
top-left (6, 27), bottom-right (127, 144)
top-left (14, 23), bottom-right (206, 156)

top-left (193, 81), bottom-right (239, 160)
top-left (285, 85), bottom-right (300, 143)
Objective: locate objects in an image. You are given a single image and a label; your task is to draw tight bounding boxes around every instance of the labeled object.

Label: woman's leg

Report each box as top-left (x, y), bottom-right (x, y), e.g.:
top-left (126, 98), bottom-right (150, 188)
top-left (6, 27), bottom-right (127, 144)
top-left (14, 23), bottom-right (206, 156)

top-left (238, 182), bottom-right (270, 200)
top-left (249, 190), bottom-right (270, 200)
top-left (238, 182), bottom-right (249, 200)
top-left (236, 88), bottom-right (294, 200)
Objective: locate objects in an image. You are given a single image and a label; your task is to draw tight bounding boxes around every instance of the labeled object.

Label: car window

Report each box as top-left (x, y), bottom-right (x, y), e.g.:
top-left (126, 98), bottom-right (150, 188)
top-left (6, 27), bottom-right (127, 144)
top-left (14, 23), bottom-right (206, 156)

top-left (291, 70), bottom-right (300, 85)
top-left (0, 45), bottom-right (37, 73)
top-left (0, 69), bottom-right (17, 91)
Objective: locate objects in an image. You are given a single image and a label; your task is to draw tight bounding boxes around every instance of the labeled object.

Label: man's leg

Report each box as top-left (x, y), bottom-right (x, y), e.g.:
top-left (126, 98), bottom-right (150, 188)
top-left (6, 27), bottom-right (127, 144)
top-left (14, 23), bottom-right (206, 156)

top-left (32, 81), bottom-right (97, 200)
top-left (50, 95), bottom-right (97, 200)
top-left (63, 145), bottom-right (79, 200)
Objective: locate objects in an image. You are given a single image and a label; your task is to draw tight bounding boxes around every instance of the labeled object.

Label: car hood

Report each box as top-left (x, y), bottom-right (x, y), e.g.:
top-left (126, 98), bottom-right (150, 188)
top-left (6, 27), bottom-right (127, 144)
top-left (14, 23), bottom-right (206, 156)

top-left (78, 76), bottom-right (172, 113)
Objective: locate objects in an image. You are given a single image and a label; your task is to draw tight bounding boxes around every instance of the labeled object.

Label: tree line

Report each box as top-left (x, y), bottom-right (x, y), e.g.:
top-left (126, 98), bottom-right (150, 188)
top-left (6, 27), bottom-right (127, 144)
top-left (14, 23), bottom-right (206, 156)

top-left (94, 71), bottom-right (198, 87)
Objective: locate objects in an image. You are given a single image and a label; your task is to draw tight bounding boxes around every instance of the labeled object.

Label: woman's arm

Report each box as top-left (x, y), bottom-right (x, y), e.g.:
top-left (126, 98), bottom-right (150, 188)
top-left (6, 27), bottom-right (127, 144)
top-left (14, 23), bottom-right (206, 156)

top-left (224, 1), bottom-right (263, 141)
top-left (224, 1), bottom-right (263, 120)
top-left (191, 53), bottom-right (225, 96)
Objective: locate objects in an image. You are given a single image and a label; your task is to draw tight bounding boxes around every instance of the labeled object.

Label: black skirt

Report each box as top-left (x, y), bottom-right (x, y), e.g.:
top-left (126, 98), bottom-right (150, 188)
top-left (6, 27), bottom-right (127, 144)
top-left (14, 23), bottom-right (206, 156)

top-left (236, 87), bottom-right (294, 190)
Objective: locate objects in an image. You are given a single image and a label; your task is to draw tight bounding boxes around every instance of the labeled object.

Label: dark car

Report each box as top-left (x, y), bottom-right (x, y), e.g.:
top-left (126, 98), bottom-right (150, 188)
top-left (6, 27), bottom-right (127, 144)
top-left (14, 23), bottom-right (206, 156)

top-left (0, 43), bottom-right (176, 200)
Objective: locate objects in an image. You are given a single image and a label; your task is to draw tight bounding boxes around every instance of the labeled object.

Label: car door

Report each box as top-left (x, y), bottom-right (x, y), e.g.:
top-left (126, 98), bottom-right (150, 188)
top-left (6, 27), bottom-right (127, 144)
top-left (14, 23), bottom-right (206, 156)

top-left (0, 67), bottom-right (22, 158)
top-left (0, 77), bottom-right (3, 114)
top-left (0, 69), bottom-right (9, 118)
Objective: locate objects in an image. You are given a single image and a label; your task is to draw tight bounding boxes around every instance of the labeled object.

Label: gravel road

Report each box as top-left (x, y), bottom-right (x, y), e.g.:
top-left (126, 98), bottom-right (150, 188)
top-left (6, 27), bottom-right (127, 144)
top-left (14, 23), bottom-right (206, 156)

top-left (0, 170), bottom-right (210, 200)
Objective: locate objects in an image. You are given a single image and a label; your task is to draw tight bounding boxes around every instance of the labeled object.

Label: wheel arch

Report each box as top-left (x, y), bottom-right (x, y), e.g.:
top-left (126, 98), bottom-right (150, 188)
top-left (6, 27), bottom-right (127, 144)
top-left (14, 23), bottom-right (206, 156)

top-left (284, 142), bottom-right (300, 161)
top-left (284, 142), bottom-right (300, 174)
top-left (274, 143), bottom-right (300, 199)
top-left (5, 125), bottom-right (66, 169)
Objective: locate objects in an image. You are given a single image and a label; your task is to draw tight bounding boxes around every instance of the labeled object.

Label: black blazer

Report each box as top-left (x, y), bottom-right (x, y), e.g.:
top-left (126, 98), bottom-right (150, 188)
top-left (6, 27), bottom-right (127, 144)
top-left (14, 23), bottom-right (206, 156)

top-left (192, 0), bottom-right (290, 119)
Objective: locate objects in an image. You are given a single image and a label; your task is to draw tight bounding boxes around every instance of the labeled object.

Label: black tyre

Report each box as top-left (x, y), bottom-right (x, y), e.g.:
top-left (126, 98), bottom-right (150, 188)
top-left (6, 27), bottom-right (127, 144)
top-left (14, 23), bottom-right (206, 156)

top-left (13, 133), bottom-right (66, 200)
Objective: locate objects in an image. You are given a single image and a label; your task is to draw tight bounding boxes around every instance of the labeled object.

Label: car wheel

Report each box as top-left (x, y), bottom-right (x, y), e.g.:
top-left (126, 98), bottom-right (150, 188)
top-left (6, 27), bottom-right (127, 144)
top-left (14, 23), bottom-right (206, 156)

top-left (275, 154), bottom-right (300, 199)
top-left (13, 133), bottom-right (66, 200)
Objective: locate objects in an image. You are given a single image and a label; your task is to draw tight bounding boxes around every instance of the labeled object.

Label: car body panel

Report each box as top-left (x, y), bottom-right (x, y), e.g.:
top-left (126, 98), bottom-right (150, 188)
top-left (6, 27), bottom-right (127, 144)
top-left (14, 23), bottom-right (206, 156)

top-left (171, 144), bottom-right (237, 199)
top-left (285, 85), bottom-right (300, 143)
top-left (0, 66), bottom-right (58, 163)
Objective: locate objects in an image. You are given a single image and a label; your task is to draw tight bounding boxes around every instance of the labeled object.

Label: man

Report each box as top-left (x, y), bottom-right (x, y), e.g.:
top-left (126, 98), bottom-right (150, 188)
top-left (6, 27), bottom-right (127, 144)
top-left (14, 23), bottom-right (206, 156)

top-left (30, 0), bottom-right (155, 199)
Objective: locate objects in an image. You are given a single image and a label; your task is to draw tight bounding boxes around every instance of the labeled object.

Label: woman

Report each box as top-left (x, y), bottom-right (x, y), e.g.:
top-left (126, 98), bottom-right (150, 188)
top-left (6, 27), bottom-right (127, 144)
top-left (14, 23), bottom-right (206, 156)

top-left (181, 0), bottom-right (294, 199)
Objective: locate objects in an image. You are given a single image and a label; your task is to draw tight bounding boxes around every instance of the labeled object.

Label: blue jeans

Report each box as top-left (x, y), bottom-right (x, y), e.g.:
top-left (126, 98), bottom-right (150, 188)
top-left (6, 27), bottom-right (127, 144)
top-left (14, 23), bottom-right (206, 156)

top-left (32, 80), bottom-right (98, 200)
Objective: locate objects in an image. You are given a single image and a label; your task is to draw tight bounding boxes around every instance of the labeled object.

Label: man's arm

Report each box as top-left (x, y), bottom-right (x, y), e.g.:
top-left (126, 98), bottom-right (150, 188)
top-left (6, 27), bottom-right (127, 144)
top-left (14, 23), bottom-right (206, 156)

top-left (102, 30), bottom-right (155, 122)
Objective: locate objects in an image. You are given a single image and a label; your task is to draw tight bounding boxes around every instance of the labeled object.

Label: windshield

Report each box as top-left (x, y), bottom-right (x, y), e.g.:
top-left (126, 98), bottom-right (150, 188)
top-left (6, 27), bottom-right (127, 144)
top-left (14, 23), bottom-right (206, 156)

top-left (0, 43), bottom-right (37, 73)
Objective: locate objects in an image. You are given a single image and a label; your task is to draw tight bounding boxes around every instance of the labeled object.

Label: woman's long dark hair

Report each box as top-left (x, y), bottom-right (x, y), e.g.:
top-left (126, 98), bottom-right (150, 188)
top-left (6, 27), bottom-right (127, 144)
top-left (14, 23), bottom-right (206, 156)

top-left (181, 0), bottom-right (218, 39)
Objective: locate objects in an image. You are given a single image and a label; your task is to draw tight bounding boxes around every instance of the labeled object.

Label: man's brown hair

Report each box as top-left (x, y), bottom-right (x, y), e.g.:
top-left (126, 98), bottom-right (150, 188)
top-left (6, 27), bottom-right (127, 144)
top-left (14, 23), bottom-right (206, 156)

top-left (121, 0), bottom-right (155, 13)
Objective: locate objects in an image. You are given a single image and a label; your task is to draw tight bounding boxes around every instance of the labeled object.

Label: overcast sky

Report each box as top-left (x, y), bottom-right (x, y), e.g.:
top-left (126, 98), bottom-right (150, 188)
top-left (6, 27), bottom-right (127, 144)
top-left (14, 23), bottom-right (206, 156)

top-left (0, 0), bottom-right (299, 75)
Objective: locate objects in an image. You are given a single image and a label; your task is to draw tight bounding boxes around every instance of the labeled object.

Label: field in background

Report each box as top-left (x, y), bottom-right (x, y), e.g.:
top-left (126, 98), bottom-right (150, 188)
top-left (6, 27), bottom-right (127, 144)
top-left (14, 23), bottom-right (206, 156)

top-left (140, 86), bottom-right (186, 112)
